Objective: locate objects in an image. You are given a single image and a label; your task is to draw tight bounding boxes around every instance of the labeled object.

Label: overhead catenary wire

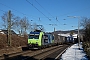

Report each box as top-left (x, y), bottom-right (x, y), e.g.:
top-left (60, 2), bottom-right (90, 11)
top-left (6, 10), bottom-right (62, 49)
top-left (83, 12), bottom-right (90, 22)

top-left (34, 0), bottom-right (62, 27)
top-left (0, 2), bottom-right (27, 16)
top-left (26, 0), bottom-right (51, 21)
top-left (34, 0), bottom-right (61, 26)
top-left (35, 0), bottom-right (55, 19)
top-left (34, 0), bottom-right (81, 27)
top-left (35, 0), bottom-right (63, 28)
top-left (26, 0), bottom-right (60, 30)
top-left (58, 7), bottom-right (90, 17)
top-left (0, 9), bottom-right (6, 13)
top-left (0, 2), bottom-right (42, 22)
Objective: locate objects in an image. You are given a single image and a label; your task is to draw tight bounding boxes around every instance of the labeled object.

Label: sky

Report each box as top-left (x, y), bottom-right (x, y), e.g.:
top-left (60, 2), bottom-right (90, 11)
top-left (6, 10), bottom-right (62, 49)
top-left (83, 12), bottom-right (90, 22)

top-left (0, 0), bottom-right (90, 32)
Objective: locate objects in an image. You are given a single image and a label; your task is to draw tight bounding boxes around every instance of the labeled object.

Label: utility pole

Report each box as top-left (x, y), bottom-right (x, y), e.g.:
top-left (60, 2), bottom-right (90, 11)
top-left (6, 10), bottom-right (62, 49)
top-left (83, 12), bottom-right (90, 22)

top-left (67, 16), bottom-right (80, 49)
top-left (7, 10), bottom-right (11, 46)
top-left (78, 17), bottom-right (80, 49)
top-left (54, 27), bottom-right (55, 42)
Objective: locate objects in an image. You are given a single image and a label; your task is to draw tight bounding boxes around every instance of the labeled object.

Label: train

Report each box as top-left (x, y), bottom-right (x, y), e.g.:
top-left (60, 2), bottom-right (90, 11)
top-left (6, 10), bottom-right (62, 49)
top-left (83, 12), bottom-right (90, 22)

top-left (27, 30), bottom-right (75, 49)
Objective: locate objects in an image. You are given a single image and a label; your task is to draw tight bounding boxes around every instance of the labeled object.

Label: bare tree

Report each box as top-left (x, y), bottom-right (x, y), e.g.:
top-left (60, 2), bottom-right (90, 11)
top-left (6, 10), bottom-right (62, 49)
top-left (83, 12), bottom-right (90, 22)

top-left (22, 17), bottom-right (29, 31)
top-left (1, 12), bottom-right (8, 29)
top-left (1, 12), bottom-right (31, 35)
top-left (21, 17), bottom-right (30, 35)
top-left (16, 17), bottom-right (30, 35)
top-left (12, 17), bottom-right (21, 34)
top-left (81, 17), bottom-right (90, 41)
top-left (1, 11), bottom-right (45, 35)
top-left (32, 23), bottom-right (38, 31)
top-left (1, 12), bottom-right (20, 30)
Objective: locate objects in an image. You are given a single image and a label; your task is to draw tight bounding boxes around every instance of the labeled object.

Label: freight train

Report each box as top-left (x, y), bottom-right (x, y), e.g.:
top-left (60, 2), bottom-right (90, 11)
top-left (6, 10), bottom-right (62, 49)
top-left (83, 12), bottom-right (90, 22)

top-left (27, 30), bottom-right (74, 49)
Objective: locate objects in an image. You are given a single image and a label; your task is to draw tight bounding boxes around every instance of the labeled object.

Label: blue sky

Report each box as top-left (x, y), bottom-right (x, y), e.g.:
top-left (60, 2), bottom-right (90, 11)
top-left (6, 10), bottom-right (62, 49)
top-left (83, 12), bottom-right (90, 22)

top-left (0, 0), bottom-right (90, 32)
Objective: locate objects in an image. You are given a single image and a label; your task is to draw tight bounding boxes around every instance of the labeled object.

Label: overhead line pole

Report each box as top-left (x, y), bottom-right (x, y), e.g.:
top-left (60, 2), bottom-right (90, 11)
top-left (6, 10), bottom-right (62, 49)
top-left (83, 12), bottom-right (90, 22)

top-left (7, 10), bottom-right (11, 46)
top-left (78, 17), bottom-right (80, 49)
top-left (67, 16), bottom-right (80, 49)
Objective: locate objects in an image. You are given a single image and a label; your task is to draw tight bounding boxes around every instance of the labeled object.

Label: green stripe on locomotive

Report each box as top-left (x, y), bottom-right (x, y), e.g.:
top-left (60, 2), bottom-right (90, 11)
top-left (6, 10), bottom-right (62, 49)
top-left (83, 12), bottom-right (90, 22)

top-left (28, 32), bottom-right (44, 46)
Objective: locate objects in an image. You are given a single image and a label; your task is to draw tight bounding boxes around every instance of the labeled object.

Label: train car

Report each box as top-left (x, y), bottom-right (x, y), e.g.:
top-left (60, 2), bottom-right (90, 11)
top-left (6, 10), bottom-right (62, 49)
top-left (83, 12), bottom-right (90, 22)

top-left (53, 34), bottom-right (65, 45)
top-left (44, 33), bottom-right (54, 46)
top-left (65, 36), bottom-right (74, 43)
top-left (59, 36), bottom-right (66, 44)
top-left (27, 31), bottom-right (54, 49)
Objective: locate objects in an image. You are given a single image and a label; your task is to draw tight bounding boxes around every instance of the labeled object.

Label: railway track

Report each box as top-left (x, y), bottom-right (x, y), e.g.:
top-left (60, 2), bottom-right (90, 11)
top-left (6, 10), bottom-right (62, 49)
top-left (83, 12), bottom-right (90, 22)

top-left (0, 44), bottom-right (71, 60)
top-left (0, 49), bottom-right (32, 60)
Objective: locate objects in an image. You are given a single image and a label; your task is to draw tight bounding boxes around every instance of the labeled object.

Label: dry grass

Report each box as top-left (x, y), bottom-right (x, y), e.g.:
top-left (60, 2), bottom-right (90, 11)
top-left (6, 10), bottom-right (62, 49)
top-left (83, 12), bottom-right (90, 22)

top-left (0, 34), bottom-right (28, 49)
top-left (0, 34), bottom-right (28, 56)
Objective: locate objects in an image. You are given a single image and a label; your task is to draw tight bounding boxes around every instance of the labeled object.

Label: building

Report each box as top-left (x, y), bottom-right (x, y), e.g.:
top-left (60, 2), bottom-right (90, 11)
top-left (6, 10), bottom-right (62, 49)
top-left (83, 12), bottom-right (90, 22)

top-left (0, 30), bottom-right (16, 34)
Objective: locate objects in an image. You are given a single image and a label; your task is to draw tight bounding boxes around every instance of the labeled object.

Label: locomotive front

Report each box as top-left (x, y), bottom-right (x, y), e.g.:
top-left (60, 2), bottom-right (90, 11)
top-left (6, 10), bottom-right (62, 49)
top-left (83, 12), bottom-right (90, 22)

top-left (28, 32), bottom-right (43, 49)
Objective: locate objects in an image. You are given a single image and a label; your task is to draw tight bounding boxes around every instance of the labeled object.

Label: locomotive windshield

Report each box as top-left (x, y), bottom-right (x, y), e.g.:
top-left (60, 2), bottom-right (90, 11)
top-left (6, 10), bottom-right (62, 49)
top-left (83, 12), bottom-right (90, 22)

top-left (29, 34), bottom-right (39, 39)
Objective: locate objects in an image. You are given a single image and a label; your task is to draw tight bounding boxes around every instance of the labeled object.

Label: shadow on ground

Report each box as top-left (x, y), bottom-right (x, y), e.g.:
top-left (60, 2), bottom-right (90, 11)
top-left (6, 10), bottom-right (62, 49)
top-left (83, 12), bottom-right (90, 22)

top-left (22, 47), bottom-right (39, 51)
top-left (22, 47), bottom-right (29, 51)
top-left (3, 54), bottom-right (36, 60)
top-left (3, 54), bottom-right (56, 60)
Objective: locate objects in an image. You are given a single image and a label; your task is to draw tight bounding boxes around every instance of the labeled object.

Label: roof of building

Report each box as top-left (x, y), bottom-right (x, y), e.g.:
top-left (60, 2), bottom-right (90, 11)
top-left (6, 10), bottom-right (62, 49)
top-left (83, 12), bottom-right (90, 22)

top-left (0, 30), bottom-right (16, 34)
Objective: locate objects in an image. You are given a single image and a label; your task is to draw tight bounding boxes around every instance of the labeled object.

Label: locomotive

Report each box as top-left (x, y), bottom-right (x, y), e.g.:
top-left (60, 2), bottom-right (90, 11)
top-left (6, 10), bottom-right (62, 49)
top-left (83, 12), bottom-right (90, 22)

top-left (27, 31), bottom-right (54, 49)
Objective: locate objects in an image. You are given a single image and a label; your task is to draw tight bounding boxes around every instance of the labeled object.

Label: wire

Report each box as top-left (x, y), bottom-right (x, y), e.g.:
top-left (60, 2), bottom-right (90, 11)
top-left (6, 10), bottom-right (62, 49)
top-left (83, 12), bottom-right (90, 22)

top-left (58, 7), bottom-right (90, 17)
top-left (0, 9), bottom-right (6, 13)
top-left (0, 2), bottom-right (42, 23)
top-left (26, 0), bottom-right (60, 30)
top-left (34, 0), bottom-right (61, 26)
top-left (26, 0), bottom-right (51, 21)
top-left (0, 2), bottom-right (28, 16)
top-left (35, 0), bottom-right (55, 19)
top-left (34, 0), bottom-right (62, 25)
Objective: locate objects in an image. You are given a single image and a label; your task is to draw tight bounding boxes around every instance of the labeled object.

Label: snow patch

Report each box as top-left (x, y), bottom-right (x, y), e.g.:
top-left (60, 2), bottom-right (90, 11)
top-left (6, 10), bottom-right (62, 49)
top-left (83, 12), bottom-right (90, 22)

top-left (60, 43), bottom-right (88, 60)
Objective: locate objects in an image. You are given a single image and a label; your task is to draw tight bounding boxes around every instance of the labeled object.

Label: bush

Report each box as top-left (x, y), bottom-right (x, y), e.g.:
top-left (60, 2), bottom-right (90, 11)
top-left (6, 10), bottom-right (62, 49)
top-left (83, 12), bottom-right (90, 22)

top-left (82, 42), bottom-right (90, 58)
